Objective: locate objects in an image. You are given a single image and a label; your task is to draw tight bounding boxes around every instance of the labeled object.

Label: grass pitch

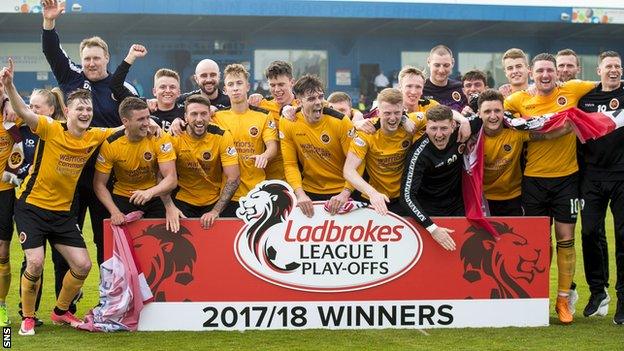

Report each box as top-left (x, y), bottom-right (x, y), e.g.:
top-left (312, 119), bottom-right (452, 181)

top-left (4, 214), bottom-right (623, 350)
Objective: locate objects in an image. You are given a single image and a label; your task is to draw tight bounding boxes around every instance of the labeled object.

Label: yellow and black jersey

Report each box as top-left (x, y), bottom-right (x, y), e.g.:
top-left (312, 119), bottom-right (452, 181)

top-left (483, 129), bottom-right (530, 201)
top-left (504, 79), bottom-right (595, 177)
top-left (279, 107), bottom-right (355, 194)
top-left (258, 98), bottom-right (299, 181)
top-left (414, 97), bottom-right (439, 113)
top-left (349, 117), bottom-right (419, 199)
top-left (0, 112), bottom-right (18, 191)
top-left (171, 125), bottom-right (238, 207)
top-left (17, 115), bottom-right (115, 211)
top-left (213, 105), bottom-right (278, 201)
top-left (95, 131), bottom-right (176, 198)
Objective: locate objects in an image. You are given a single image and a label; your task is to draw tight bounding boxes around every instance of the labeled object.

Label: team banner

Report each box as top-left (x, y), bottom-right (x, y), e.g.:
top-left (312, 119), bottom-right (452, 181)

top-left (103, 181), bottom-right (550, 331)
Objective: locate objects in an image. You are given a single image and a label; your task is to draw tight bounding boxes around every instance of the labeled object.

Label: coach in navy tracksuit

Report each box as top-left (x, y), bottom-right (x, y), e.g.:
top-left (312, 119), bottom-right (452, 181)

top-left (41, 1), bottom-right (135, 267)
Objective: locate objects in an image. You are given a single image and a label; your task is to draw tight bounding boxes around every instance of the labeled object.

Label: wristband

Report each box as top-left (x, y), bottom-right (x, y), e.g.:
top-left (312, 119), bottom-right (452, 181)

top-left (426, 223), bottom-right (438, 234)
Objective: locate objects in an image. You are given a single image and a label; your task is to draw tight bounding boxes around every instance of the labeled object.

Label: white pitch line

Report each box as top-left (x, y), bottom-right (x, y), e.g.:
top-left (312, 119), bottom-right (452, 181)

top-left (418, 329), bottom-right (430, 336)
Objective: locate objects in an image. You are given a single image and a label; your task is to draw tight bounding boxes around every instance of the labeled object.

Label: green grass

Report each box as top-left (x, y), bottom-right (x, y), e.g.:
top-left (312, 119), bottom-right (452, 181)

top-left (5, 214), bottom-right (623, 350)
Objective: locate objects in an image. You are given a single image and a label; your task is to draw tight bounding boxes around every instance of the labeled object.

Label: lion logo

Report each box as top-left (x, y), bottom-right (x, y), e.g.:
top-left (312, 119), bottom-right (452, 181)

top-left (236, 180), bottom-right (298, 272)
top-left (134, 223), bottom-right (197, 301)
top-left (460, 222), bottom-right (546, 299)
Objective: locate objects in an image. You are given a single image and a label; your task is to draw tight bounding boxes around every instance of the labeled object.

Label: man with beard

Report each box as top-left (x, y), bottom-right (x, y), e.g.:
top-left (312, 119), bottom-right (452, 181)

top-left (213, 64), bottom-right (277, 217)
top-left (577, 51), bottom-right (624, 324)
top-left (499, 48), bottom-right (530, 98)
top-left (504, 53), bottom-right (597, 324)
top-left (178, 59), bottom-right (230, 110)
top-left (166, 95), bottom-right (240, 229)
top-left (93, 97), bottom-right (177, 226)
top-left (110, 44), bottom-right (183, 132)
top-left (279, 74), bottom-right (357, 217)
top-left (423, 45), bottom-right (467, 112)
top-left (557, 49), bottom-right (582, 82)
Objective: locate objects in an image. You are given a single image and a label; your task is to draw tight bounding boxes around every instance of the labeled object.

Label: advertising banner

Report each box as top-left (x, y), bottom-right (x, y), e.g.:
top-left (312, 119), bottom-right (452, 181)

top-left (103, 181), bottom-right (550, 330)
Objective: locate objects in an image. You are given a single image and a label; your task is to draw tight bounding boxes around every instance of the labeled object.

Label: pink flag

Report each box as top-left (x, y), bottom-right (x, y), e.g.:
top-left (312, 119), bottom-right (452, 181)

top-left (79, 211), bottom-right (153, 332)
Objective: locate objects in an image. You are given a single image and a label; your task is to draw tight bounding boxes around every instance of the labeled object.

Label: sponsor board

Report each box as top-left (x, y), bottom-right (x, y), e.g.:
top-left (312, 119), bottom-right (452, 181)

top-left (104, 180), bottom-right (550, 330)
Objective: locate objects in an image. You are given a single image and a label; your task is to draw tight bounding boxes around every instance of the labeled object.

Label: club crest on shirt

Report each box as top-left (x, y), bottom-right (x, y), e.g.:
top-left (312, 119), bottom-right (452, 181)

top-left (8, 151), bottom-right (23, 168)
top-left (401, 140), bottom-right (411, 149)
top-left (503, 144), bottom-right (512, 152)
top-left (610, 98), bottom-right (620, 110)
top-left (320, 133), bottom-right (331, 144)
top-left (143, 151), bottom-right (154, 161)
top-left (557, 96), bottom-right (567, 106)
top-left (249, 126), bottom-right (259, 137)
top-left (202, 151), bottom-right (212, 161)
top-left (86, 146), bottom-right (94, 154)
top-left (452, 91), bottom-right (462, 102)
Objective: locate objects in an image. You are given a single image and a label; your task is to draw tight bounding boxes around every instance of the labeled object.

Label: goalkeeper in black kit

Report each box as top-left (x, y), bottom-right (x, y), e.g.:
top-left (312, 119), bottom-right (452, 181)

top-left (400, 104), bottom-right (481, 251)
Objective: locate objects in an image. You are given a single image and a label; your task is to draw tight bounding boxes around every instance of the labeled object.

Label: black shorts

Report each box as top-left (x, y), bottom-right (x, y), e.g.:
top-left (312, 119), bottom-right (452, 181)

top-left (306, 192), bottom-right (338, 202)
top-left (14, 201), bottom-right (86, 250)
top-left (220, 201), bottom-right (239, 218)
top-left (522, 173), bottom-right (579, 224)
top-left (387, 198), bottom-right (410, 217)
top-left (0, 188), bottom-right (15, 241)
top-left (173, 198), bottom-right (214, 218)
top-left (487, 196), bottom-right (524, 216)
top-left (112, 194), bottom-right (165, 219)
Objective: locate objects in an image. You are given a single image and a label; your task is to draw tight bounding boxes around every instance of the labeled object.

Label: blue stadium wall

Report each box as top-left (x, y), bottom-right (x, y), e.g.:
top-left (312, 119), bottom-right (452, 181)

top-left (2, 0), bottom-right (623, 97)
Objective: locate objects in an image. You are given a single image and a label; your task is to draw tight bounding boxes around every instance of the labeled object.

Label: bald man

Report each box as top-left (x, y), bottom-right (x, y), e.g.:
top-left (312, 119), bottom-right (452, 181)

top-left (177, 59), bottom-right (230, 110)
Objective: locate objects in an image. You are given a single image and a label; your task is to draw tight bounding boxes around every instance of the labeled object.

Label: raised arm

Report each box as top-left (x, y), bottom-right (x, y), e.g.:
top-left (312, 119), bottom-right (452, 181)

top-left (1, 59), bottom-right (39, 131)
top-left (111, 44), bottom-right (147, 102)
top-left (41, 0), bottom-right (80, 85)
top-left (42, 0), bottom-right (64, 30)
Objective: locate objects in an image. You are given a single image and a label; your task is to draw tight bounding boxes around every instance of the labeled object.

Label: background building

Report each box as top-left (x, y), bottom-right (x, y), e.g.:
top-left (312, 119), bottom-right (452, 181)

top-left (1, 0), bottom-right (623, 103)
